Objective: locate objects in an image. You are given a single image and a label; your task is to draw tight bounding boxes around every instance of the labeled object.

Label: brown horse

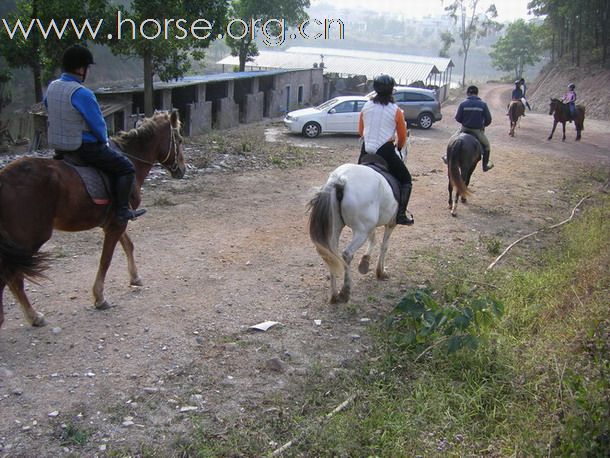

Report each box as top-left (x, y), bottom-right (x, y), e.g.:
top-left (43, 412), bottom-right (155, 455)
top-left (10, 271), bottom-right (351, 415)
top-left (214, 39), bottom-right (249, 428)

top-left (0, 110), bottom-right (186, 330)
top-left (508, 100), bottom-right (525, 137)
top-left (548, 98), bottom-right (585, 141)
top-left (447, 132), bottom-right (481, 217)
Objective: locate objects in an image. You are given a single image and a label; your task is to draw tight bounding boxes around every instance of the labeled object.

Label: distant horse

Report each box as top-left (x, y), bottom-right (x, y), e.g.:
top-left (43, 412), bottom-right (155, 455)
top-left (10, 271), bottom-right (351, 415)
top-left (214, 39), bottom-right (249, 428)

top-left (548, 98), bottom-right (585, 141)
top-left (0, 111), bottom-right (186, 330)
top-left (308, 163), bottom-right (400, 303)
top-left (508, 100), bottom-right (525, 137)
top-left (446, 133), bottom-right (482, 217)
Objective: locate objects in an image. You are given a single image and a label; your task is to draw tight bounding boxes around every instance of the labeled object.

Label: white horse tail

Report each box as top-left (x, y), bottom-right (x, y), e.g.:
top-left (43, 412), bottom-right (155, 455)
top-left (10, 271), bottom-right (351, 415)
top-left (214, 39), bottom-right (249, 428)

top-left (308, 178), bottom-right (347, 278)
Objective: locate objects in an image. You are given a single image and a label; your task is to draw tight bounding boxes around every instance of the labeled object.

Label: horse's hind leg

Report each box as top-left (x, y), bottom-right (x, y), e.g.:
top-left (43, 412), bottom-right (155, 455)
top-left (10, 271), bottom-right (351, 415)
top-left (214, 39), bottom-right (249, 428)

top-left (561, 122), bottom-right (566, 142)
top-left (337, 230), bottom-right (369, 303)
top-left (358, 232), bottom-right (376, 274)
top-left (93, 227), bottom-right (124, 310)
top-left (375, 225), bottom-right (396, 280)
top-left (8, 275), bottom-right (45, 327)
top-left (119, 232), bottom-right (142, 286)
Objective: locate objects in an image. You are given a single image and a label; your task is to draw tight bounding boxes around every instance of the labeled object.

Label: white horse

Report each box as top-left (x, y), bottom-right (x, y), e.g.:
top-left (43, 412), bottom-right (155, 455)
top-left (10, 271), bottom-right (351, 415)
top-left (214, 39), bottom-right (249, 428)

top-left (308, 163), bottom-right (399, 303)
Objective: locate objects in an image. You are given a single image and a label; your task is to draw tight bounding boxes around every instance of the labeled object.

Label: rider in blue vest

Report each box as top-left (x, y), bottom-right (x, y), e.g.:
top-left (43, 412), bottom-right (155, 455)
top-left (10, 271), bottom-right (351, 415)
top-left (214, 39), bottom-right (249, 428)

top-left (45, 45), bottom-right (146, 225)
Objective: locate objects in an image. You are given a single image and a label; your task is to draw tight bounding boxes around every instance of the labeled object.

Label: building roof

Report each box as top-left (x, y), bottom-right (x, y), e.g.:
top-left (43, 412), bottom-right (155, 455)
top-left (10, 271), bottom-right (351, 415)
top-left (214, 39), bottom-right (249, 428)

top-left (93, 69), bottom-right (301, 95)
top-left (217, 47), bottom-right (453, 85)
top-left (286, 47), bottom-right (454, 73)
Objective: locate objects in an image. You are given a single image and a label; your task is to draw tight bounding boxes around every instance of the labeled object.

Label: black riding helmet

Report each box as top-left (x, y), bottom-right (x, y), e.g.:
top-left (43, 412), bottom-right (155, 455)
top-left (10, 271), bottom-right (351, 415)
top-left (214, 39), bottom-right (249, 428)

top-left (373, 74), bottom-right (395, 96)
top-left (62, 45), bottom-right (95, 72)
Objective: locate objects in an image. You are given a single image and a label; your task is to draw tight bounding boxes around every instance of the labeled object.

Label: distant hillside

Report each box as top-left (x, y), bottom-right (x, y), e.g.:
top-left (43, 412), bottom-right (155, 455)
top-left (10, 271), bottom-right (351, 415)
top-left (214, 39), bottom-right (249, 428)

top-left (528, 60), bottom-right (610, 121)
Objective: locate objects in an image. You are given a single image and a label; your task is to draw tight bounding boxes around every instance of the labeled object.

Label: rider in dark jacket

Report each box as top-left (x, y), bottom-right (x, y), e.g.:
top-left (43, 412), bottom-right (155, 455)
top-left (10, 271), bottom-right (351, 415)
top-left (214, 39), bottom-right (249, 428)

top-left (454, 85), bottom-right (493, 171)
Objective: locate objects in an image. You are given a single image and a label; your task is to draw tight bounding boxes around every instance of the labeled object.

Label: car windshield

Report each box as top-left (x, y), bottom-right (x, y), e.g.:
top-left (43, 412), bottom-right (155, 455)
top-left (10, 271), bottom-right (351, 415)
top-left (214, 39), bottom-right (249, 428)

top-left (315, 98), bottom-right (340, 110)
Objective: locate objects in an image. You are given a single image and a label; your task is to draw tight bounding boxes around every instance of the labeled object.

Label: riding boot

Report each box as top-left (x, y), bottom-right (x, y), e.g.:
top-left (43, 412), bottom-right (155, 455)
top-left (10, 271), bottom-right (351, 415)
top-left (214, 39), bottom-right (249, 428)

top-left (482, 149), bottom-right (494, 172)
top-left (396, 182), bottom-right (414, 226)
top-left (115, 174), bottom-right (147, 224)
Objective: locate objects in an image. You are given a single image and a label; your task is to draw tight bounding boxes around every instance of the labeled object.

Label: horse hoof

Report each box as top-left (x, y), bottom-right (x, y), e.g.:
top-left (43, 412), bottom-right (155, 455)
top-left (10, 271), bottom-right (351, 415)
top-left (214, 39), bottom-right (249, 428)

top-left (95, 301), bottom-right (112, 310)
top-left (376, 270), bottom-right (389, 280)
top-left (451, 212), bottom-right (457, 217)
top-left (32, 313), bottom-right (46, 327)
top-left (461, 197), bottom-right (467, 204)
top-left (358, 256), bottom-right (370, 274)
top-left (130, 278), bottom-right (143, 287)
top-left (547, 137), bottom-right (552, 141)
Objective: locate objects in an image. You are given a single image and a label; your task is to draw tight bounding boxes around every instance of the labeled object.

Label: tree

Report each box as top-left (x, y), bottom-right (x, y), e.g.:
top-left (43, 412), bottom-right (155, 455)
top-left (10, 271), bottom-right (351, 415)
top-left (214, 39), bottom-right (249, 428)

top-left (439, 31), bottom-right (455, 58)
top-left (225, 0), bottom-right (309, 72)
top-left (109, 0), bottom-right (227, 116)
top-left (489, 19), bottom-right (543, 79)
top-left (444, 0), bottom-right (503, 86)
top-left (0, 0), bottom-right (111, 102)
top-left (528, 0), bottom-right (609, 67)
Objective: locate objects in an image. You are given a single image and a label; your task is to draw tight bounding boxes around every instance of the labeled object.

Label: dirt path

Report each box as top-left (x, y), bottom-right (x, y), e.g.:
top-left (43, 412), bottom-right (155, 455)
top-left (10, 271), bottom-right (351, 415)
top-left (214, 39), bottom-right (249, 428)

top-left (0, 84), bottom-right (608, 456)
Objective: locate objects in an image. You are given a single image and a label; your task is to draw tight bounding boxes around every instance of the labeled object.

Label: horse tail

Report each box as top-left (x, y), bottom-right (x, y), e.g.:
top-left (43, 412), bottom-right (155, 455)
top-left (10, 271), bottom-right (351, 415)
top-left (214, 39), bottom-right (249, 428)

top-left (447, 139), bottom-right (471, 198)
top-left (0, 237), bottom-right (50, 285)
top-left (308, 179), bottom-right (347, 279)
top-left (578, 105), bottom-right (585, 130)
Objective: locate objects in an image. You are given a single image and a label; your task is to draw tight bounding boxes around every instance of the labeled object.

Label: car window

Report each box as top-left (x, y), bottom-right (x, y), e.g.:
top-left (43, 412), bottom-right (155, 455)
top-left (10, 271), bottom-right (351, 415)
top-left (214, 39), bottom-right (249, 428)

top-left (332, 101), bottom-right (355, 113)
top-left (355, 101), bottom-right (366, 112)
top-left (316, 98), bottom-right (339, 110)
top-left (395, 92), bottom-right (434, 102)
top-left (394, 92), bottom-right (406, 102)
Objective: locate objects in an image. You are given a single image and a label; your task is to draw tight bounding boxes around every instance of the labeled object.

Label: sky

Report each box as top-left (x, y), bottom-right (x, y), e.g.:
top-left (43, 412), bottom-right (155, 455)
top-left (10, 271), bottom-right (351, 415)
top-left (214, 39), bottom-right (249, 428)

top-left (311, 0), bottom-right (534, 22)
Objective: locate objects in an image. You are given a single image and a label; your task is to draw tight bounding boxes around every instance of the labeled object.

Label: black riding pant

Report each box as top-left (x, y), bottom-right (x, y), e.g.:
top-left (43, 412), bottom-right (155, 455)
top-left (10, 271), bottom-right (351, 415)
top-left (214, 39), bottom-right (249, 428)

top-left (77, 142), bottom-right (135, 178)
top-left (360, 141), bottom-right (411, 185)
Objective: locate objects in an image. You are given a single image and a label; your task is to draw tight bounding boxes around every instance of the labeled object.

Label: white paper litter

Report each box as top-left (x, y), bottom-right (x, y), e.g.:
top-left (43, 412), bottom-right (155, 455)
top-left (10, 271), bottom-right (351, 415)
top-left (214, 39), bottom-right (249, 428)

top-left (249, 321), bottom-right (280, 331)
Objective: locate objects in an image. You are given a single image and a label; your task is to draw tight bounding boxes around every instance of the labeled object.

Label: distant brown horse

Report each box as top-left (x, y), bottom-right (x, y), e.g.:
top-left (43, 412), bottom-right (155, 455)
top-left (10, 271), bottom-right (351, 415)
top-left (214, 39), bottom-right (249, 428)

top-left (548, 98), bottom-right (585, 141)
top-left (0, 111), bottom-right (186, 330)
top-left (508, 100), bottom-right (525, 137)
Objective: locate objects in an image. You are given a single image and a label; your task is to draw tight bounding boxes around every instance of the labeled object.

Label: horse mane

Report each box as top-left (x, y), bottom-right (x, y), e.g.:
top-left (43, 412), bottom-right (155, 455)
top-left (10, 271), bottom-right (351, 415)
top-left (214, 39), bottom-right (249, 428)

top-left (112, 111), bottom-right (178, 151)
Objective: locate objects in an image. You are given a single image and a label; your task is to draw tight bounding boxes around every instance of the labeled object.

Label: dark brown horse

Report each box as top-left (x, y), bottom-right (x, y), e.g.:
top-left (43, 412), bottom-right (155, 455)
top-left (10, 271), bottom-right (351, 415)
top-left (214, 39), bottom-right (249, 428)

top-left (548, 98), bottom-right (585, 141)
top-left (508, 100), bottom-right (525, 137)
top-left (0, 110), bottom-right (186, 330)
top-left (447, 132), bottom-right (482, 217)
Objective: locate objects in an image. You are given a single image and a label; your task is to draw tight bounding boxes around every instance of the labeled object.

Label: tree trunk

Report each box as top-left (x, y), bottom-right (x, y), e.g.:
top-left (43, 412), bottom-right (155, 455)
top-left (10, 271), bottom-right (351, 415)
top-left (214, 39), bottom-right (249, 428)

top-left (461, 52), bottom-right (468, 87)
top-left (32, 63), bottom-right (43, 103)
top-left (143, 49), bottom-right (154, 117)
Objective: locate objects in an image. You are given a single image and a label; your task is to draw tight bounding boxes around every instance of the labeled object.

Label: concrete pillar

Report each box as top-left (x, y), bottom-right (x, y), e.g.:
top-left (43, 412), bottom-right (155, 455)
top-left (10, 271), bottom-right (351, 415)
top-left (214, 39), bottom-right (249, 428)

top-left (196, 83), bottom-right (206, 103)
top-left (160, 89), bottom-right (172, 110)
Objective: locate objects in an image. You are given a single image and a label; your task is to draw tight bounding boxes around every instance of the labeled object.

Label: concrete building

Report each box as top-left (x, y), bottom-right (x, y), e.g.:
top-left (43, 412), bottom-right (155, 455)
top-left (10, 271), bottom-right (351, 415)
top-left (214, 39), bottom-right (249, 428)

top-left (94, 68), bottom-right (323, 137)
top-left (218, 46), bottom-right (454, 101)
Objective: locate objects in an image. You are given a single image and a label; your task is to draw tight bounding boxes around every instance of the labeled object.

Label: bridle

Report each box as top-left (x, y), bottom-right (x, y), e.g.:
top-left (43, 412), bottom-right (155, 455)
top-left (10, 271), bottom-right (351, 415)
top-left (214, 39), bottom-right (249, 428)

top-left (120, 120), bottom-right (181, 173)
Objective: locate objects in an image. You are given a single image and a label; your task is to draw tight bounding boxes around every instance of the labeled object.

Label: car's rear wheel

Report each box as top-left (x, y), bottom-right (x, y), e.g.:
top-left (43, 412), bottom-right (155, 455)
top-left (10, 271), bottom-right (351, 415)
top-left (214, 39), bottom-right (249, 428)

top-left (417, 112), bottom-right (434, 129)
top-left (302, 121), bottom-right (321, 138)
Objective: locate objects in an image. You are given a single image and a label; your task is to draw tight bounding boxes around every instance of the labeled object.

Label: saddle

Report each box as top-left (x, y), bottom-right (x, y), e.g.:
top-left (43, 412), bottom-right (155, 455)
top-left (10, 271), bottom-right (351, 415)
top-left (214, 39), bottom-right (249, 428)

top-left (53, 151), bottom-right (112, 205)
top-left (358, 154), bottom-right (400, 203)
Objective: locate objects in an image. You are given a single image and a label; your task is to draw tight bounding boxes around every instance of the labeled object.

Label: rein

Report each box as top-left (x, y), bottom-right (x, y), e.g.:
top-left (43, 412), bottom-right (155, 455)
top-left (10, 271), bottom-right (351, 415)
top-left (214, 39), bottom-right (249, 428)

top-left (119, 121), bottom-right (180, 173)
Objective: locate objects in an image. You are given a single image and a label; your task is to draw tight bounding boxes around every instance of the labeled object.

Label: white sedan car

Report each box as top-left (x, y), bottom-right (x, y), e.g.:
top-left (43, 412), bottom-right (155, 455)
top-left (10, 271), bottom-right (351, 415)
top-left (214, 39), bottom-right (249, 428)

top-left (284, 96), bottom-right (369, 138)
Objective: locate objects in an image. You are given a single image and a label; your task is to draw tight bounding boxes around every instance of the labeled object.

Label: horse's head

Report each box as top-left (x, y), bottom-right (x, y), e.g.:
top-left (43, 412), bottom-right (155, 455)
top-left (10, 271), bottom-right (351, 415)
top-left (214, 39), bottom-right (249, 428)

top-left (154, 110), bottom-right (186, 179)
top-left (549, 98), bottom-right (560, 115)
top-left (112, 111), bottom-right (186, 179)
